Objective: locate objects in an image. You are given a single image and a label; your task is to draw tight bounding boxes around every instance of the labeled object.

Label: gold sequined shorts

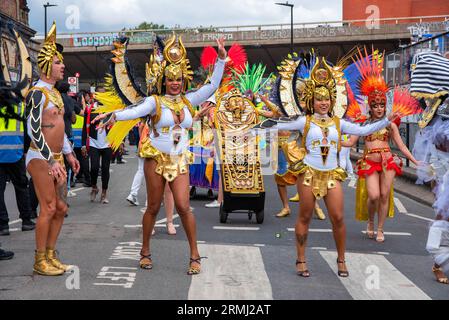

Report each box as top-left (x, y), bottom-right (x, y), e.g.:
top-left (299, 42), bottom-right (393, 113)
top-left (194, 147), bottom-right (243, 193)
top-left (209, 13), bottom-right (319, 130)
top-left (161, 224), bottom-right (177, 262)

top-left (292, 162), bottom-right (347, 199)
top-left (139, 139), bottom-right (193, 182)
top-left (28, 147), bottom-right (65, 168)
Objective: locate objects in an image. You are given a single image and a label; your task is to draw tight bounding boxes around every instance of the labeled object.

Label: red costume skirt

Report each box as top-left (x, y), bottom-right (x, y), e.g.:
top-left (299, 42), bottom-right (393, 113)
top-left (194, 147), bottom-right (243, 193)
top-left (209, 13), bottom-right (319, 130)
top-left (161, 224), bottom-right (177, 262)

top-left (357, 154), bottom-right (403, 177)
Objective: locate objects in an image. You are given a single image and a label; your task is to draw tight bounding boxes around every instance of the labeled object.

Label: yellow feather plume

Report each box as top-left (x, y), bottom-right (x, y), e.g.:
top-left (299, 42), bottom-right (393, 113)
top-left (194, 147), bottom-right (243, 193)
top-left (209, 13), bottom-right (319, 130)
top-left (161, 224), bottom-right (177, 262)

top-left (106, 119), bottom-right (140, 151)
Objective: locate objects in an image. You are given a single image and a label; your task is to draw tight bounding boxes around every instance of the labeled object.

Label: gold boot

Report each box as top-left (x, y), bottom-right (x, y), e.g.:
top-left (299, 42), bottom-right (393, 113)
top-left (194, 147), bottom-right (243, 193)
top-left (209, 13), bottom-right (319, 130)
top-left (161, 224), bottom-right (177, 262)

top-left (46, 248), bottom-right (71, 272)
top-left (289, 193), bottom-right (300, 202)
top-left (33, 251), bottom-right (65, 276)
top-left (314, 205), bottom-right (326, 220)
top-left (276, 208), bottom-right (291, 218)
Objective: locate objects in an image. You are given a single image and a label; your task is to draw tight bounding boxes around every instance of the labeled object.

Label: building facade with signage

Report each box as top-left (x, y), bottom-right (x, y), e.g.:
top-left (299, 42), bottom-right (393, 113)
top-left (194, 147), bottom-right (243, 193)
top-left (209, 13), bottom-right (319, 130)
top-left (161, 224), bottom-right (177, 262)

top-left (0, 0), bottom-right (37, 83)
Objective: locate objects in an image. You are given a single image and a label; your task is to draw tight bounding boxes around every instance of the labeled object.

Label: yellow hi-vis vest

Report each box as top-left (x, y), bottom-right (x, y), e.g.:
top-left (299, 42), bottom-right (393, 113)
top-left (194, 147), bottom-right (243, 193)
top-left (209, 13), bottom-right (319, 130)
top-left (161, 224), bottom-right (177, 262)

top-left (72, 114), bottom-right (84, 148)
top-left (0, 104), bottom-right (25, 163)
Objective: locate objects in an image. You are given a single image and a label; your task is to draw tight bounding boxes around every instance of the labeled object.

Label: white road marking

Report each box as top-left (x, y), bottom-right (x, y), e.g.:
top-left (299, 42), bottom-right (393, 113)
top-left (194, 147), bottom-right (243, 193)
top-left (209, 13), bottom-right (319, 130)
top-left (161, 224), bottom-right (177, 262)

top-left (197, 241), bottom-right (207, 244)
top-left (124, 225), bottom-right (142, 228)
top-left (320, 251), bottom-right (431, 300)
top-left (361, 231), bottom-right (411, 236)
top-left (8, 219), bottom-right (21, 226)
top-left (70, 187), bottom-right (85, 193)
top-left (394, 198), bottom-right (407, 214)
top-left (188, 244), bottom-right (273, 300)
top-left (311, 247), bottom-right (328, 250)
top-left (287, 228), bottom-right (333, 233)
top-left (156, 214), bottom-right (180, 225)
top-left (375, 252), bottom-right (390, 255)
top-left (213, 226), bottom-right (260, 231)
top-left (9, 228), bottom-right (19, 232)
top-left (404, 213), bottom-right (434, 222)
top-left (254, 244), bottom-right (266, 247)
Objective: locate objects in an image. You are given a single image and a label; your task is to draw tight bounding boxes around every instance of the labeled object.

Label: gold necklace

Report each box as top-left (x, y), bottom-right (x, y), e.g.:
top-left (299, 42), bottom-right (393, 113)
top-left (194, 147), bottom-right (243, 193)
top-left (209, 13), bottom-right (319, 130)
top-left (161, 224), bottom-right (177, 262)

top-left (44, 87), bottom-right (64, 111)
top-left (311, 115), bottom-right (334, 128)
top-left (161, 95), bottom-right (186, 115)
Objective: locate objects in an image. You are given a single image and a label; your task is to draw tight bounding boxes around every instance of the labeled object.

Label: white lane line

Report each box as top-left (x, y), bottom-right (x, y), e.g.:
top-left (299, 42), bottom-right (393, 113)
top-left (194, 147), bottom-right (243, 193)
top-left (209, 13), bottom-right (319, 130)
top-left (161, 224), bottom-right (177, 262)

top-left (375, 252), bottom-right (390, 255)
top-left (213, 226), bottom-right (260, 231)
top-left (124, 225), bottom-right (142, 228)
top-left (404, 213), bottom-right (434, 222)
top-left (320, 251), bottom-right (431, 300)
top-left (188, 244), bottom-right (273, 300)
top-left (9, 228), bottom-right (20, 232)
top-left (394, 198), bottom-right (407, 214)
top-left (197, 241), bottom-right (207, 244)
top-left (361, 231), bottom-right (411, 236)
top-left (8, 219), bottom-right (21, 226)
top-left (311, 247), bottom-right (328, 250)
top-left (254, 244), bottom-right (266, 247)
top-left (71, 187), bottom-right (85, 193)
top-left (287, 228), bottom-right (332, 233)
top-left (156, 214), bottom-right (180, 225)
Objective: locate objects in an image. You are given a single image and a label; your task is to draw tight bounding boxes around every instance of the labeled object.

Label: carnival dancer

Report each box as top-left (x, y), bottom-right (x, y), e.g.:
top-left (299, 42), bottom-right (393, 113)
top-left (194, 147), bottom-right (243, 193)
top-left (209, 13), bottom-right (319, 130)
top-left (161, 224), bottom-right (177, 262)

top-left (344, 48), bottom-right (420, 243)
top-left (256, 56), bottom-right (400, 277)
top-left (93, 35), bottom-right (227, 275)
top-left (25, 22), bottom-right (80, 275)
top-left (409, 50), bottom-right (449, 285)
top-left (127, 122), bottom-right (177, 235)
top-left (258, 93), bottom-right (326, 220)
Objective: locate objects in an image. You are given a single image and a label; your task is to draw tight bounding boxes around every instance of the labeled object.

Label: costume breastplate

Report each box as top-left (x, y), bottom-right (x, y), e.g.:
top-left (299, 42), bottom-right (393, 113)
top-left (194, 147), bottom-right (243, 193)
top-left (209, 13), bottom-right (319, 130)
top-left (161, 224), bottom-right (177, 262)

top-left (365, 127), bottom-right (390, 142)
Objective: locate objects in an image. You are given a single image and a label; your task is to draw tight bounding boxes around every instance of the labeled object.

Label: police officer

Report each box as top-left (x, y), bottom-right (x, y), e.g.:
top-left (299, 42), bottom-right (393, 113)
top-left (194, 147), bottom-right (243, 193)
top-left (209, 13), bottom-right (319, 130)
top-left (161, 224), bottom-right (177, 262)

top-left (0, 103), bottom-right (35, 236)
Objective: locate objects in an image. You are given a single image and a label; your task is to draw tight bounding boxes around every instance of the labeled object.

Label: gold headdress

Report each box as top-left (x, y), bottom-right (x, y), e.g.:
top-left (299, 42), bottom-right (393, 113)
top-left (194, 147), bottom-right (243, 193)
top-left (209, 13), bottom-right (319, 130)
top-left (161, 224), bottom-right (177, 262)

top-left (302, 57), bottom-right (337, 114)
top-left (37, 22), bottom-right (63, 78)
top-left (146, 33), bottom-right (193, 95)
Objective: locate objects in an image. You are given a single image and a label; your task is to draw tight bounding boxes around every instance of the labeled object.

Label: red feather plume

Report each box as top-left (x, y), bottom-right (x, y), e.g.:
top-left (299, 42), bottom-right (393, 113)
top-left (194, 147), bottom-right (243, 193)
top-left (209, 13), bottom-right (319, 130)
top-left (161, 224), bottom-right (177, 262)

top-left (227, 43), bottom-right (247, 74)
top-left (345, 83), bottom-right (367, 123)
top-left (200, 46), bottom-right (218, 71)
top-left (353, 47), bottom-right (388, 98)
top-left (392, 87), bottom-right (422, 118)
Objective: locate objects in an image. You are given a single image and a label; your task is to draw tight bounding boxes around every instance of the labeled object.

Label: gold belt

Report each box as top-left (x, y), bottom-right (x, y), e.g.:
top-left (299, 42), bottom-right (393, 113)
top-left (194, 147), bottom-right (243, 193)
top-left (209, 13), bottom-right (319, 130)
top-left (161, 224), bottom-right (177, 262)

top-left (139, 138), bottom-right (193, 182)
top-left (366, 147), bottom-right (390, 154)
top-left (29, 147), bottom-right (65, 167)
top-left (293, 162), bottom-right (347, 199)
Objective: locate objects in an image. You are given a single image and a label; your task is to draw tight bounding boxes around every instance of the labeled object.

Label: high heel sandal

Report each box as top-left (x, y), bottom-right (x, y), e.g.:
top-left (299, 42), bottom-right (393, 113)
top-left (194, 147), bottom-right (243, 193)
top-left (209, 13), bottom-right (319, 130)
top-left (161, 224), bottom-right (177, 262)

top-left (432, 265), bottom-right (449, 284)
top-left (337, 259), bottom-right (349, 277)
top-left (139, 252), bottom-right (152, 270)
top-left (187, 257), bottom-right (207, 275)
top-left (366, 221), bottom-right (375, 239)
top-left (296, 260), bottom-right (310, 277)
top-left (376, 229), bottom-right (385, 243)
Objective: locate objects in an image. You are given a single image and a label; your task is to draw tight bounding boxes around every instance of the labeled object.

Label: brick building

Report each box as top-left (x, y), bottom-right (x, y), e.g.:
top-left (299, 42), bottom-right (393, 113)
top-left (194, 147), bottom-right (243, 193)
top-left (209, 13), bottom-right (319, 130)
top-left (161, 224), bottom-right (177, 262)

top-left (343, 0), bottom-right (449, 23)
top-left (1, 0), bottom-right (37, 81)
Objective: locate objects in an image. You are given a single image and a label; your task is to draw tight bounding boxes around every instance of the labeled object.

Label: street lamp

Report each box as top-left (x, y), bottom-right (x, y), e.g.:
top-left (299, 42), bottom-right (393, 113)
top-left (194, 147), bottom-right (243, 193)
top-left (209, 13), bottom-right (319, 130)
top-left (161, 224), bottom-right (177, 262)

top-left (43, 2), bottom-right (57, 36)
top-left (275, 2), bottom-right (294, 54)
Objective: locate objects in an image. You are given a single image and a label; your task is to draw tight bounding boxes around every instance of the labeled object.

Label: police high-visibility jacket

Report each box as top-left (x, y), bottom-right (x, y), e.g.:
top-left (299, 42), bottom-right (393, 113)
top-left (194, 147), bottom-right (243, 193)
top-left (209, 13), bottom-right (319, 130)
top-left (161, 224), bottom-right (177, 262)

top-left (0, 104), bottom-right (25, 163)
top-left (73, 114), bottom-right (84, 148)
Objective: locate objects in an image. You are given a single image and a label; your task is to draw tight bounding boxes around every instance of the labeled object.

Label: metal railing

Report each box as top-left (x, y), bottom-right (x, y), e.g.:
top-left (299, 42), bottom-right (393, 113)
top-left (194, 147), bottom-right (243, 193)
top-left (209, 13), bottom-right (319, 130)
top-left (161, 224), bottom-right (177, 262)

top-left (33, 14), bottom-right (449, 39)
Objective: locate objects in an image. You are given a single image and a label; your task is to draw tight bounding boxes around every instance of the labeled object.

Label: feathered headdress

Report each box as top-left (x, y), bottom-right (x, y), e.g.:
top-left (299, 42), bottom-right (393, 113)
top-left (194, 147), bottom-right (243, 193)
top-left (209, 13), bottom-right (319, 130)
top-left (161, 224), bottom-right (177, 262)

top-left (200, 43), bottom-right (247, 84)
top-left (231, 62), bottom-right (272, 101)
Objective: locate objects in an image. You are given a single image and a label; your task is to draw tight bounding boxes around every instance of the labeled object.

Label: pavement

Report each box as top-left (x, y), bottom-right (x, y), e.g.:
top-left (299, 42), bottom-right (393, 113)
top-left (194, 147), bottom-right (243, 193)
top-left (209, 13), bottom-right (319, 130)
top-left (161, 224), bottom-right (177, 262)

top-left (0, 151), bottom-right (447, 301)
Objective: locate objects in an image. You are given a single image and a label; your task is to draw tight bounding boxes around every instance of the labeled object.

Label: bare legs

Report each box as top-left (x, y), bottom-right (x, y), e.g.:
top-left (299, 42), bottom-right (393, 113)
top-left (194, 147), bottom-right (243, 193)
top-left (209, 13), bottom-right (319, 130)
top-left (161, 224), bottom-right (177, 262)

top-left (142, 159), bottom-right (200, 271)
top-left (295, 175), bottom-right (347, 276)
top-left (365, 169), bottom-right (396, 241)
top-left (28, 160), bottom-right (68, 252)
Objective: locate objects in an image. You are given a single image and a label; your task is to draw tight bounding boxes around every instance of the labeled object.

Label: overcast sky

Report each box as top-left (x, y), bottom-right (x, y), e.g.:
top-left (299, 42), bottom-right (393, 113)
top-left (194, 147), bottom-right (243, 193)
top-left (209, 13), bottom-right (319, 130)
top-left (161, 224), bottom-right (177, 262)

top-left (29, 0), bottom-right (342, 35)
